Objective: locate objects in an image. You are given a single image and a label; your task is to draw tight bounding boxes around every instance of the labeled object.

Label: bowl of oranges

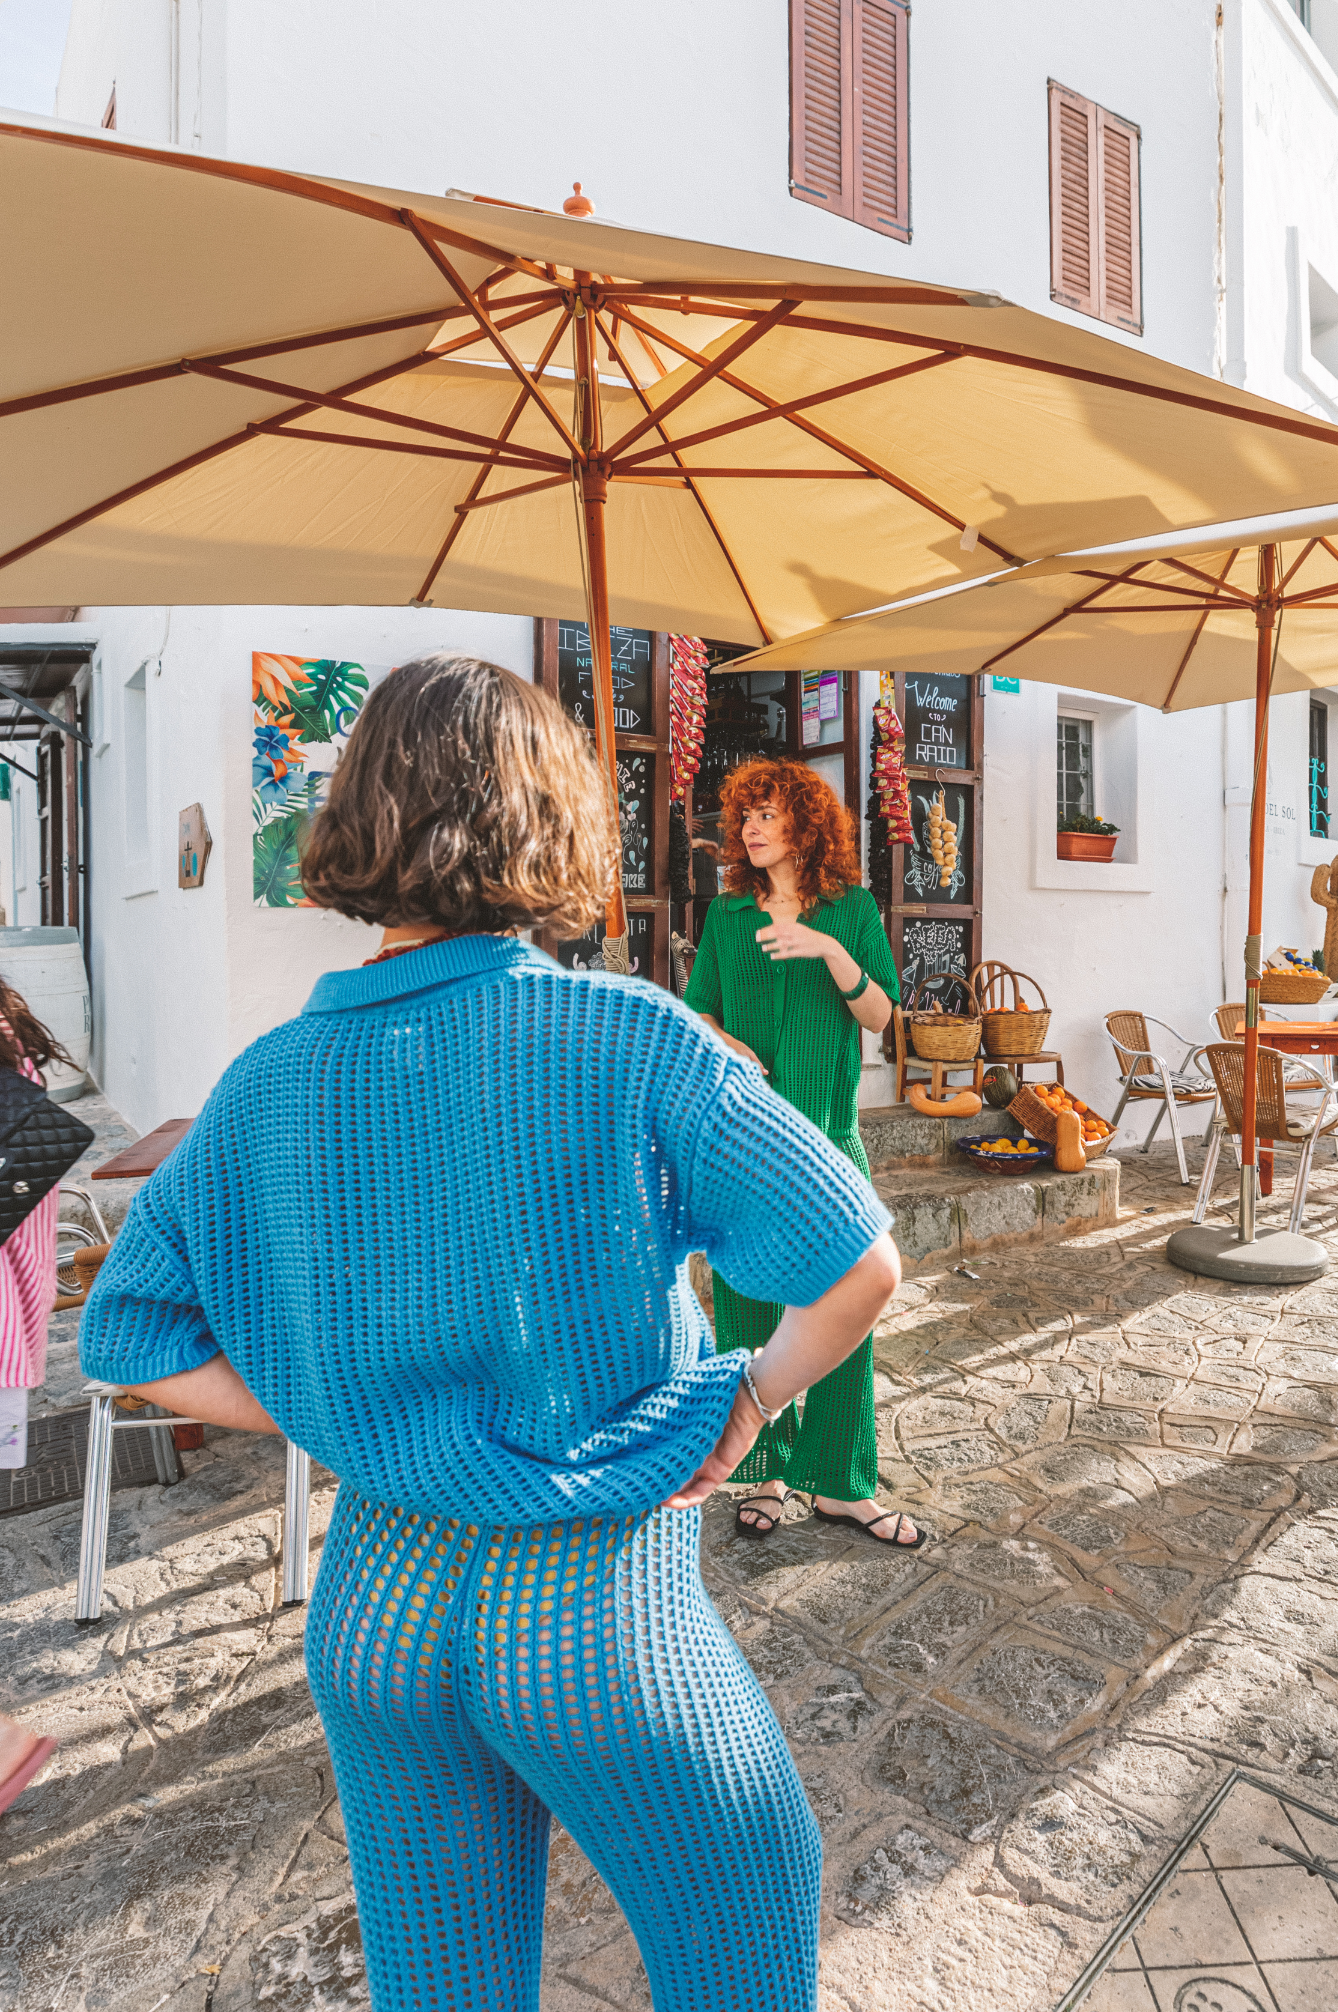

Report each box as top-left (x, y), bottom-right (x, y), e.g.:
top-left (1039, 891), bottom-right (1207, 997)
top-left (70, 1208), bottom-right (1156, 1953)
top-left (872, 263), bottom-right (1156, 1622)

top-left (955, 1133), bottom-right (1055, 1174)
top-left (1010, 1083), bottom-right (1117, 1158)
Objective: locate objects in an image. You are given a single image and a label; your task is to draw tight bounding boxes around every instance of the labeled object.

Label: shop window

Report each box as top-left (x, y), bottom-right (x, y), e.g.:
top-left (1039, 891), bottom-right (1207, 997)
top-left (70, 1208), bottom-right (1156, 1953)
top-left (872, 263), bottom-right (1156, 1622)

top-left (1048, 81), bottom-right (1142, 334)
top-left (1057, 714), bottom-right (1094, 825)
top-left (1312, 698), bottom-right (1331, 839)
top-left (790, 0), bottom-right (910, 241)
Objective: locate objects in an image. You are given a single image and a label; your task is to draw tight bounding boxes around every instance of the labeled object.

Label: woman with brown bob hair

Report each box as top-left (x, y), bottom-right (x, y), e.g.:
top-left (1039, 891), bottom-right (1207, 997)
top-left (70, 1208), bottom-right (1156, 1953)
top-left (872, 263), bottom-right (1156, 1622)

top-left (80, 656), bottom-right (902, 2012)
top-left (685, 756), bottom-right (921, 1547)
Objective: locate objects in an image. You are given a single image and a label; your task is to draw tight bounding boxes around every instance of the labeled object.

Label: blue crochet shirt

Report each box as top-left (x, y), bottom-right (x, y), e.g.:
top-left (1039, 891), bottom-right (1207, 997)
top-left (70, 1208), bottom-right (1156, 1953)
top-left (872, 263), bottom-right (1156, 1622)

top-left (80, 937), bottom-right (892, 1524)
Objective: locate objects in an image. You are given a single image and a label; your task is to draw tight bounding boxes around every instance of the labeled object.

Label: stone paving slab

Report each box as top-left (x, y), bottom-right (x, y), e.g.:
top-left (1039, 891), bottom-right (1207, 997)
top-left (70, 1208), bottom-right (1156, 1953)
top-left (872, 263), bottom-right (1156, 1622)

top-left (9, 1128), bottom-right (1338, 2009)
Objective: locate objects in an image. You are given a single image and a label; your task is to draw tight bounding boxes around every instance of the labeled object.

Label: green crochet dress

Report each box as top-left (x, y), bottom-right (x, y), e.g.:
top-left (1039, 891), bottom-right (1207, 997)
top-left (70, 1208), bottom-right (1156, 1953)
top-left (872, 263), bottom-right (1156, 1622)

top-left (683, 884), bottom-right (900, 1498)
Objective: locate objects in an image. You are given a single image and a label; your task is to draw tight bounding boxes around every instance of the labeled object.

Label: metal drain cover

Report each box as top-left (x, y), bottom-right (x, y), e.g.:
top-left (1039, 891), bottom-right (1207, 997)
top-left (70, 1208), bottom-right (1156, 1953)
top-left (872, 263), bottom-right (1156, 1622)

top-left (1060, 1768), bottom-right (1338, 2010)
top-left (2, 1405), bottom-right (161, 1516)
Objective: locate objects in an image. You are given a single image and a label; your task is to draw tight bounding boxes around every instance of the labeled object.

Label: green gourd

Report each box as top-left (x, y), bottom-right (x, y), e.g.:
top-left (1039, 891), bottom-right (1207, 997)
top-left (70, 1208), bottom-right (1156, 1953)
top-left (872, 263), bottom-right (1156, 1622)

top-left (983, 1066), bottom-right (1019, 1109)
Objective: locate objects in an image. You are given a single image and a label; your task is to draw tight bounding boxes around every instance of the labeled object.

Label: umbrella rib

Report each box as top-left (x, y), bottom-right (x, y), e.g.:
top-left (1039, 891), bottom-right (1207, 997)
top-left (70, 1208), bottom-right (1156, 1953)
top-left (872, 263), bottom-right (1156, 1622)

top-left (595, 309), bottom-right (771, 642)
top-left (400, 213), bottom-right (583, 459)
top-left (187, 359), bottom-right (570, 469)
top-left (0, 306), bottom-right (459, 423)
top-left (610, 304), bottom-right (1018, 562)
top-left (414, 308), bottom-right (574, 605)
top-left (1158, 554), bottom-right (1257, 603)
top-left (613, 352), bottom-right (960, 468)
top-left (1279, 538), bottom-right (1320, 590)
top-left (248, 423), bottom-right (560, 473)
top-left (453, 475), bottom-right (572, 513)
top-left (0, 338), bottom-right (461, 579)
top-left (597, 282), bottom-right (976, 306)
top-left (601, 301), bottom-right (798, 460)
top-left (978, 562), bottom-right (1154, 670)
top-left (1160, 550), bottom-right (1242, 712)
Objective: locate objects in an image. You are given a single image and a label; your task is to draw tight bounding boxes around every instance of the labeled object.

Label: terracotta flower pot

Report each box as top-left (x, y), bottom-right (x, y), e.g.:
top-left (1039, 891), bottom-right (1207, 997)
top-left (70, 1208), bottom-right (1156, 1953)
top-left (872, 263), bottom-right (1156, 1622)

top-left (1056, 831), bottom-right (1117, 861)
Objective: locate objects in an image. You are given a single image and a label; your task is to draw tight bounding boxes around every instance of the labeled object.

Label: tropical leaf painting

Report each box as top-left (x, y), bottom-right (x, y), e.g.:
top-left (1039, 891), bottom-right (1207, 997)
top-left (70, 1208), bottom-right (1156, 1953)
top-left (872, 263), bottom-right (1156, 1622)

top-left (253, 654), bottom-right (391, 907)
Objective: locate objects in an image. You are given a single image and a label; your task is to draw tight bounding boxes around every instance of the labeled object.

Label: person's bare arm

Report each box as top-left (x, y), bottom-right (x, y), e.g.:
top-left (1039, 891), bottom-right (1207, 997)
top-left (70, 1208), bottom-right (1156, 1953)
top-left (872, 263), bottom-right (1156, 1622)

top-left (665, 1231), bottom-right (901, 1506)
top-left (695, 1012), bottom-right (767, 1073)
top-left (126, 1354), bottom-right (281, 1435)
top-left (752, 919), bottom-right (893, 1033)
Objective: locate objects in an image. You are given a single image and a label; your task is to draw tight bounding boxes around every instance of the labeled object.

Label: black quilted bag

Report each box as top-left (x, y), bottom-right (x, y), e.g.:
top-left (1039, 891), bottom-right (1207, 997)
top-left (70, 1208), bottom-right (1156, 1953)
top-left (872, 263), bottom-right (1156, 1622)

top-left (0, 1067), bottom-right (94, 1245)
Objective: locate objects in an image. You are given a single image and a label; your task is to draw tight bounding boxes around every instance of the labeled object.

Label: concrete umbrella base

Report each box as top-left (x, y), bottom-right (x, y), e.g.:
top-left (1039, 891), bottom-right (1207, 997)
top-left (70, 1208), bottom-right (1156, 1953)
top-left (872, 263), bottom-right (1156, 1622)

top-left (1166, 1222), bottom-right (1329, 1284)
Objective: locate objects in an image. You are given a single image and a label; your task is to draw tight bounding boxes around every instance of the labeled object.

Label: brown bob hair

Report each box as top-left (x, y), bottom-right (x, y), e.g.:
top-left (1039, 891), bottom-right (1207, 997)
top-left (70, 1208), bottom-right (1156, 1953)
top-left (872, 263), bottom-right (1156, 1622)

top-left (719, 757), bottom-right (862, 908)
top-left (301, 655), bottom-right (615, 936)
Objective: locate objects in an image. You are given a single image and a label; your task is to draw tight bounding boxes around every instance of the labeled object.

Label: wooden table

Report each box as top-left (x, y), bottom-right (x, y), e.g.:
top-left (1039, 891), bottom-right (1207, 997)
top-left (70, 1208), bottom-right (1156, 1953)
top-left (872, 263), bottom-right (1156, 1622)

top-left (1232, 1023), bottom-right (1338, 1195)
top-left (91, 1117), bottom-right (194, 1181)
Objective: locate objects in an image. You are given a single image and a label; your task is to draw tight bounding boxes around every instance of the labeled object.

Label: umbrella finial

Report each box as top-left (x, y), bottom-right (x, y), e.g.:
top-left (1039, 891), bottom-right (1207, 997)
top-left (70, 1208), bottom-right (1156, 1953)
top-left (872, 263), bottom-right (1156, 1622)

top-left (564, 181), bottom-right (595, 217)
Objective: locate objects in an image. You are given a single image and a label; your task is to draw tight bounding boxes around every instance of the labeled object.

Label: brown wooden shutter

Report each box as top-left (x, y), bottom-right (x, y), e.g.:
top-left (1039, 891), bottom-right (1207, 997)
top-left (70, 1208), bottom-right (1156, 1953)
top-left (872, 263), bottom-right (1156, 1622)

top-left (1097, 109), bottom-right (1142, 333)
top-left (853, 0), bottom-right (909, 241)
top-left (791, 0), bottom-right (909, 238)
top-left (1049, 82), bottom-right (1098, 317)
top-left (791, 0), bottom-right (850, 215)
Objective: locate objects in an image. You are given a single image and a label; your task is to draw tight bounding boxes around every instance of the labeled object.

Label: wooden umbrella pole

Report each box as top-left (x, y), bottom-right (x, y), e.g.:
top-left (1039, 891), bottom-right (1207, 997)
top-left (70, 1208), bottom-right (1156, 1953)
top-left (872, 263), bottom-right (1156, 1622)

top-left (572, 278), bottom-right (629, 965)
top-left (1240, 542), bottom-right (1278, 1243)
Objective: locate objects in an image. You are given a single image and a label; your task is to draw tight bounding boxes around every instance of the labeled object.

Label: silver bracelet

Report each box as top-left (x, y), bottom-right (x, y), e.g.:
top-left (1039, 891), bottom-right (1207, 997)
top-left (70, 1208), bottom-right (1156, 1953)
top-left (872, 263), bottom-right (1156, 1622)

top-left (741, 1361), bottom-right (783, 1424)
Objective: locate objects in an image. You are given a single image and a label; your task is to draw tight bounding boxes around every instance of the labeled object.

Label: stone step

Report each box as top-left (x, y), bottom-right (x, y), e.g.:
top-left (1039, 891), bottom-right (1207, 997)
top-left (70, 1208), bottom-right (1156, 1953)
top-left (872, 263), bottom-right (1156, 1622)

top-left (857, 1102), bottom-right (1120, 1271)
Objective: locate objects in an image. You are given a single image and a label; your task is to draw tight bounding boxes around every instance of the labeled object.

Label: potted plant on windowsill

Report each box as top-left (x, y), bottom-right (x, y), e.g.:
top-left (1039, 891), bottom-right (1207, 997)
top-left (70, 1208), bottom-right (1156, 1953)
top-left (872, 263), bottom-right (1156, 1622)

top-left (1057, 813), bottom-right (1120, 861)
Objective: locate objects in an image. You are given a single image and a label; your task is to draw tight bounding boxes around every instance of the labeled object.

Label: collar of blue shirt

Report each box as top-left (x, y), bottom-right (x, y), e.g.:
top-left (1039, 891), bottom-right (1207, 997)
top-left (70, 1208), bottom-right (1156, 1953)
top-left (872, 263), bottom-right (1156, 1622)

top-left (302, 933), bottom-right (547, 1015)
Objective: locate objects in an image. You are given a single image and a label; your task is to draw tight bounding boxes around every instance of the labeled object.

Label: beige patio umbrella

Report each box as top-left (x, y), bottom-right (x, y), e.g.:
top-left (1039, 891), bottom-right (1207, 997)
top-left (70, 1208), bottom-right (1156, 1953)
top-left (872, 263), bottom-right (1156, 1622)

top-left (12, 114), bottom-right (1338, 958)
top-left (731, 508), bottom-right (1338, 1281)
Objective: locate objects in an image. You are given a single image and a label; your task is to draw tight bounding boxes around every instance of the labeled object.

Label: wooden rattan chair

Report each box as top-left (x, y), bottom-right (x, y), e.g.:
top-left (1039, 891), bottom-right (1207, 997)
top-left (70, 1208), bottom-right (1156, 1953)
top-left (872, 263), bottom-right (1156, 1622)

top-left (971, 961), bottom-right (1065, 1085)
top-left (1105, 1011), bottom-right (1215, 1185)
top-left (1192, 1043), bottom-right (1338, 1232)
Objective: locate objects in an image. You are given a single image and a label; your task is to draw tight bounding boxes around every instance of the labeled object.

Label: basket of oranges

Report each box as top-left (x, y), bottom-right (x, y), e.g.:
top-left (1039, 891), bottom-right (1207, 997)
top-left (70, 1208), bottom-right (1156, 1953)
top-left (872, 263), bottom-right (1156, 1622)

top-left (978, 970), bottom-right (1052, 1057)
top-left (955, 1134), bottom-right (1054, 1174)
top-left (1008, 1082), bottom-right (1116, 1158)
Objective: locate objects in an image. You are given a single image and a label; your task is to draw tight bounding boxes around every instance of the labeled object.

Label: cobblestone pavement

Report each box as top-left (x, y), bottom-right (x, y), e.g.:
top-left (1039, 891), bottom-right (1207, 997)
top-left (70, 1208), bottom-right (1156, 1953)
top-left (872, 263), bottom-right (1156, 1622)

top-left (7, 1130), bottom-right (1338, 2011)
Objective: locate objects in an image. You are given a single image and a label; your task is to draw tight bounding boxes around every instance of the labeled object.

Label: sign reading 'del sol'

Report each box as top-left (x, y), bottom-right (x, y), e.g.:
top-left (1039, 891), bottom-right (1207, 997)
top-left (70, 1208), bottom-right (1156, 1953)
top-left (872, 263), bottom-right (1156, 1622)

top-left (558, 623), bottom-right (653, 736)
top-left (903, 672), bottom-right (973, 770)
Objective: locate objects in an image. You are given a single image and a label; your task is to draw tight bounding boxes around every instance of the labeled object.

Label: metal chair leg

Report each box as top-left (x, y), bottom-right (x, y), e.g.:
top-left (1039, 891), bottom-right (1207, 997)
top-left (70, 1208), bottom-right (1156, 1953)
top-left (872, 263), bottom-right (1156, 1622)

top-left (75, 1393), bottom-right (117, 1624)
top-left (1110, 1085), bottom-right (1131, 1130)
top-left (1163, 1085), bottom-right (1190, 1186)
top-left (144, 1404), bottom-right (182, 1487)
top-left (1192, 1120), bottom-right (1224, 1224)
top-left (281, 1442), bottom-right (310, 1606)
top-left (1291, 1134), bottom-right (1320, 1233)
top-left (1139, 1102), bottom-right (1167, 1154)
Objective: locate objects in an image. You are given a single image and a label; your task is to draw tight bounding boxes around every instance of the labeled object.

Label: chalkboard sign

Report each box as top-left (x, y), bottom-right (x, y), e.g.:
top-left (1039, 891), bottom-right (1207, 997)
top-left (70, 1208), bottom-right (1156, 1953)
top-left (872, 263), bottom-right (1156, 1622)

top-left (618, 752), bottom-right (650, 894)
top-left (900, 916), bottom-right (972, 1000)
top-left (902, 672), bottom-right (973, 771)
top-left (903, 782), bottom-right (973, 907)
top-left (555, 909), bottom-right (653, 975)
top-left (558, 622), bottom-right (653, 736)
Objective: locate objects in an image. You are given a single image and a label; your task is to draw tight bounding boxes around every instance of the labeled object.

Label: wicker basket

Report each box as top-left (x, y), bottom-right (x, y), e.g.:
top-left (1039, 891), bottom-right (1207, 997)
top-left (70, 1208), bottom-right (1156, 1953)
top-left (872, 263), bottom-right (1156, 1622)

top-left (972, 964), bottom-right (1053, 1056)
top-left (1009, 1083), bottom-right (1116, 1159)
top-left (906, 976), bottom-right (982, 1062)
top-left (1259, 969), bottom-right (1330, 1005)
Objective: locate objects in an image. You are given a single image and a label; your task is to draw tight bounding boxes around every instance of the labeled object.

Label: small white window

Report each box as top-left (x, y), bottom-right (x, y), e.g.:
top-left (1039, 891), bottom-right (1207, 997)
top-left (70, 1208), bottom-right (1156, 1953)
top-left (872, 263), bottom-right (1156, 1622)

top-left (1057, 714), bottom-right (1095, 825)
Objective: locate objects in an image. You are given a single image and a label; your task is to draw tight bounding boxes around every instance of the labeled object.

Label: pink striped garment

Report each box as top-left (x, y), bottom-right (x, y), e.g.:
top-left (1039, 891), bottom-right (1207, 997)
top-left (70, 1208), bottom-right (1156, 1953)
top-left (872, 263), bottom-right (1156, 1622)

top-left (0, 1054), bottom-right (60, 1391)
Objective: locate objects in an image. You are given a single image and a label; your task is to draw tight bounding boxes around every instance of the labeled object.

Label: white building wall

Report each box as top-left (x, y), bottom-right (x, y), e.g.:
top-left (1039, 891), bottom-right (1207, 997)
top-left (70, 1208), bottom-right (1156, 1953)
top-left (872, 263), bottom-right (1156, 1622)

top-left (74, 605), bottom-right (529, 1135)
top-left (46, 0), bottom-right (1338, 1137)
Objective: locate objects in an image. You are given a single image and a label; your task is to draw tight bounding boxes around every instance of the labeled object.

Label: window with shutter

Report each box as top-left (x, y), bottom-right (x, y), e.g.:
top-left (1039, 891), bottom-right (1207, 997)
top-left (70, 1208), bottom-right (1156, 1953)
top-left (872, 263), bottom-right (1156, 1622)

top-left (1048, 81), bottom-right (1142, 335)
top-left (791, 0), bottom-right (909, 241)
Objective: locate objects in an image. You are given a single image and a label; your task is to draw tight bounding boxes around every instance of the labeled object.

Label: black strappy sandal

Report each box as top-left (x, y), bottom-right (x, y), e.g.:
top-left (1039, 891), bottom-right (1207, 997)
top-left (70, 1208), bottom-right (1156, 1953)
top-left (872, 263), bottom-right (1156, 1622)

top-left (733, 1490), bottom-right (793, 1539)
top-left (810, 1502), bottom-right (929, 1548)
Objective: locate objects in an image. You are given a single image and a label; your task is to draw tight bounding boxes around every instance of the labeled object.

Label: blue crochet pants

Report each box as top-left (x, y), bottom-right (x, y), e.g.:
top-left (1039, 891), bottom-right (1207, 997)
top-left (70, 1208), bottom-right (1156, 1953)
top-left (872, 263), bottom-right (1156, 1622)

top-left (306, 1491), bottom-right (822, 2011)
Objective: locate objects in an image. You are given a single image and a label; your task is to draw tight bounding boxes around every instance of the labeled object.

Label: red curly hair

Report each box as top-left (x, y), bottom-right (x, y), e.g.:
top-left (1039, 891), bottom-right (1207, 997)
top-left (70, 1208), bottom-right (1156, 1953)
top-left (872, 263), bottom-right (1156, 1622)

top-left (719, 758), bottom-right (862, 906)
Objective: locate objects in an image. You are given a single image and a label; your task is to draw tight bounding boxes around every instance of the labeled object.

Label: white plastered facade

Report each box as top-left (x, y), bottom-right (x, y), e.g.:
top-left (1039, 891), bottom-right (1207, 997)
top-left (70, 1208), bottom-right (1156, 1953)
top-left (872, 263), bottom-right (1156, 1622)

top-left (17, 0), bottom-right (1338, 1133)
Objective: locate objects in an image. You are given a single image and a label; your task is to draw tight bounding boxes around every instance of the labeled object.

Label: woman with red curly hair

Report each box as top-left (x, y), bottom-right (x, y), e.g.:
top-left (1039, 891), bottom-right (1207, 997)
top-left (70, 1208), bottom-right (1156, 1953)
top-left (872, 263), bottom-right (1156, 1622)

top-left (685, 758), bottom-right (921, 1546)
